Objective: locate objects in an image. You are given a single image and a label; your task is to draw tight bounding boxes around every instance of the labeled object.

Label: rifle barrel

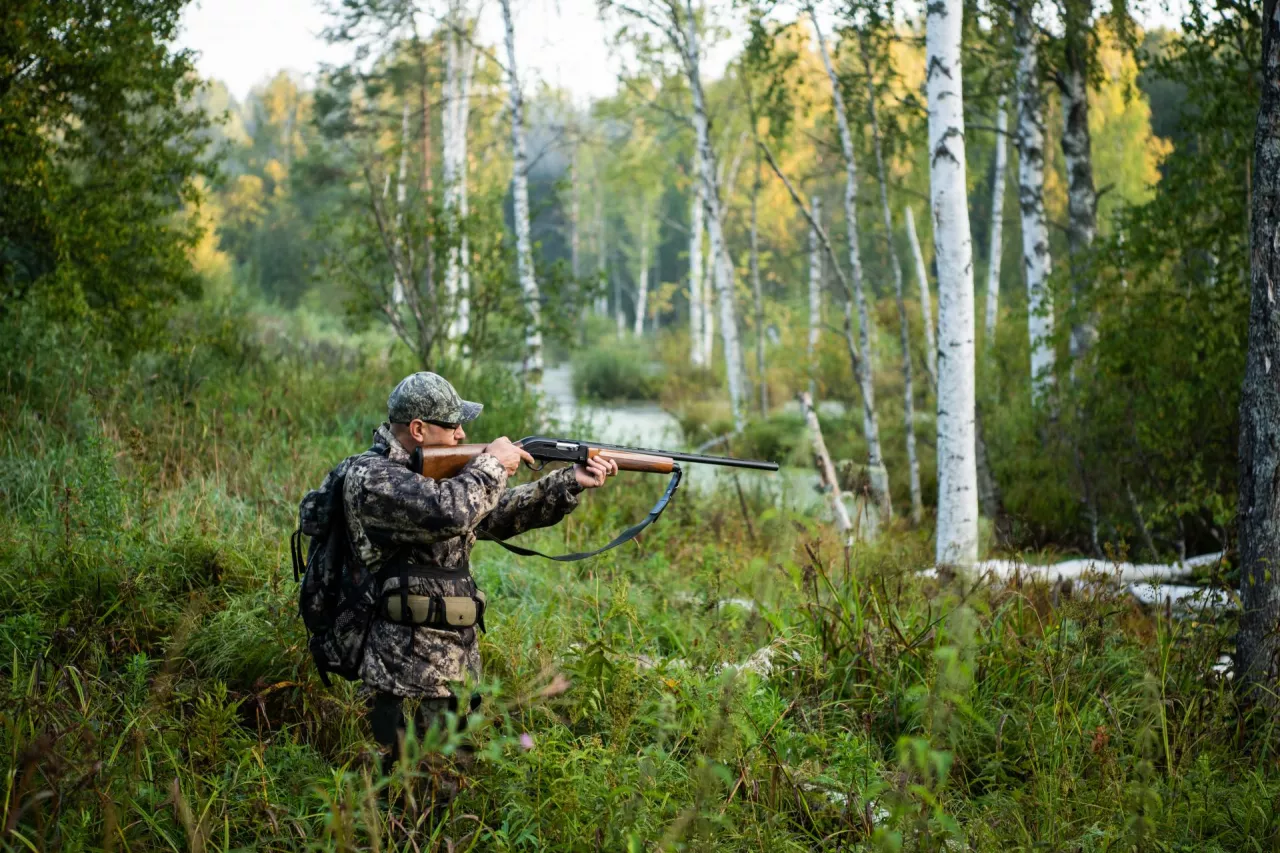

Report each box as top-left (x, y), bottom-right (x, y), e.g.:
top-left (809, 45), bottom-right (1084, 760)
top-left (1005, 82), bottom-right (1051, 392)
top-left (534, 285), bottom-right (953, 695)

top-left (589, 441), bottom-right (779, 472)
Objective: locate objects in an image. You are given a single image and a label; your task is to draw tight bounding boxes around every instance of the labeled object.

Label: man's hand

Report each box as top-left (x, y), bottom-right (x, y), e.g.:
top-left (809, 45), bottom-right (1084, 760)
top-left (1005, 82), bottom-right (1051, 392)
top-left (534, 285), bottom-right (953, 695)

top-left (574, 455), bottom-right (618, 489)
top-left (483, 436), bottom-right (534, 476)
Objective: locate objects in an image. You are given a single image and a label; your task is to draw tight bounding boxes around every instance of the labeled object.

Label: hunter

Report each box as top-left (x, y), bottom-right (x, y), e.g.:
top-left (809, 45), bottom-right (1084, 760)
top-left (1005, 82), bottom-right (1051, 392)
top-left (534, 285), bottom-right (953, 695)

top-left (308, 372), bottom-right (617, 779)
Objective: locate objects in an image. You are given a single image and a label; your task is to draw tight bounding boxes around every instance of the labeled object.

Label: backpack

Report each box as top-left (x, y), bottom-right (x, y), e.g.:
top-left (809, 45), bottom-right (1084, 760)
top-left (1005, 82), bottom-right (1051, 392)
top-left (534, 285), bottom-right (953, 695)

top-left (291, 449), bottom-right (389, 686)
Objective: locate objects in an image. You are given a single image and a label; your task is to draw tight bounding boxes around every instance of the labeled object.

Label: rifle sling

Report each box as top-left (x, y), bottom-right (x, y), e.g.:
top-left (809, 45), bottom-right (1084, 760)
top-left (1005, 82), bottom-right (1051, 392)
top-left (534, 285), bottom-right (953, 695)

top-left (477, 464), bottom-right (683, 562)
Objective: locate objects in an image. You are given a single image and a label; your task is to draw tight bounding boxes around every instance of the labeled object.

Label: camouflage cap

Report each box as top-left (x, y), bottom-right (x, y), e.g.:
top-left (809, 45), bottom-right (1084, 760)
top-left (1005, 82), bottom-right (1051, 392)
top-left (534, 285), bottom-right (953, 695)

top-left (387, 372), bottom-right (483, 425)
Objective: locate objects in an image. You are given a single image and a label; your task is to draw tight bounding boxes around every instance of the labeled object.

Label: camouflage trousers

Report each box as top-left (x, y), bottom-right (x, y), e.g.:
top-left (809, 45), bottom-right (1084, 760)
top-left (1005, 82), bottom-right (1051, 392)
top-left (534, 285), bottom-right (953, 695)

top-left (367, 692), bottom-right (480, 808)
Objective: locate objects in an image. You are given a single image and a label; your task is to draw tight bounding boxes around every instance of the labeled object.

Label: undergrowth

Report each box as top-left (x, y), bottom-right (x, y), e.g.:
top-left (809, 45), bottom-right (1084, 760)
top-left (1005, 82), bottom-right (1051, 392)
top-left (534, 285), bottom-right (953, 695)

top-left (2, 303), bottom-right (1278, 852)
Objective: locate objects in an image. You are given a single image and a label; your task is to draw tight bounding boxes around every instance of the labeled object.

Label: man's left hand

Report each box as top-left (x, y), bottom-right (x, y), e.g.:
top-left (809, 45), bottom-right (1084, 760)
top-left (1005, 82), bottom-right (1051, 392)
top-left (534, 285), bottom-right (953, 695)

top-left (574, 455), bottom-right (618, 489)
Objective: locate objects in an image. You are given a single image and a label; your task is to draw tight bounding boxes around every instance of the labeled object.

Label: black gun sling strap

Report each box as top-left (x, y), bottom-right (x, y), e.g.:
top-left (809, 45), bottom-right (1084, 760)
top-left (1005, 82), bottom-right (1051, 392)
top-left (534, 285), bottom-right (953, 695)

top-left (477, 464), bottom-right (683, 562)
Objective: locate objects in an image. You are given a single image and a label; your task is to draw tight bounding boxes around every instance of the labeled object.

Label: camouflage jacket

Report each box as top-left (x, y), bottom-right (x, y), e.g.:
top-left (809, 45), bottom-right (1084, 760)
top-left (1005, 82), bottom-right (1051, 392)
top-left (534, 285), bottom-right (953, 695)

top-left (339, 423), bottom-right (583, 698)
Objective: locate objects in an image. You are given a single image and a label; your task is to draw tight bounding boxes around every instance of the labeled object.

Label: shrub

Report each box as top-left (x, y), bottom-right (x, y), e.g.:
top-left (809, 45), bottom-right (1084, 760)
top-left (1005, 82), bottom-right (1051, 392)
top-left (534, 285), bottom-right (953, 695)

top-left (570, 342), bottom-right (663, 402)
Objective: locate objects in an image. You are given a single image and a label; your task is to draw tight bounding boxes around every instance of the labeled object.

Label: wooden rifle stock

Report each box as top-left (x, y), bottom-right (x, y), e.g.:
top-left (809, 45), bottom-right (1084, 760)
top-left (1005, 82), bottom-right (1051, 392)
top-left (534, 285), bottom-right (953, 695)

top-left (413, 441), bottom-right (676, 479)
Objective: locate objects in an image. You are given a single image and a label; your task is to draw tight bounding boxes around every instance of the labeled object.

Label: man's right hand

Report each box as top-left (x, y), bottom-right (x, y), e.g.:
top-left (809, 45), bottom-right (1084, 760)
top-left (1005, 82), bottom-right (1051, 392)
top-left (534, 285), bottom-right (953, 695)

top-left (483, 436), bottom-right (534, 476)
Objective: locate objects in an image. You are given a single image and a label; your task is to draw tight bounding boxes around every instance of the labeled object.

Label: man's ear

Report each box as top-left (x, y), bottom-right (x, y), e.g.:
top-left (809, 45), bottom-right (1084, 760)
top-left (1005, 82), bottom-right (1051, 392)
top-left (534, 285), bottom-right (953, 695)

top-left (409, 419), bottom-right (429, 445)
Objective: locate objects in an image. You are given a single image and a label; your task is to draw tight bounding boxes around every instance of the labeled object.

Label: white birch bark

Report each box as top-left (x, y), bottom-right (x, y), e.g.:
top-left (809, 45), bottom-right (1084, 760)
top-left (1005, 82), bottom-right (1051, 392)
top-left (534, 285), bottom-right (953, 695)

top-left (444, 1), bottom-right (475, 343)
top-left (800, 391), bottom-right (854, 546)
top-left (1059, 56), bottom-right (1098, 360)
top-left (615, 266), bottom-right (625, 336)
top-left (500, 0), bottom-right (543, 375)
top-left (927, 0), bottom-right (979, 567)
top-left (634, 215), bottom-right (650, 335)
top-left (811, 8), bottom-right (891, 519)
top-left (391, 100), bottom-right (410, 306)
top-left (750, 151), bottom-right (767, 413)
top-left (807, 197), bottom-right (823, 399)
top-left (863, 43), bottom-right (924, 526)
top-left (689, 176), bottom-right (707, 366)
top-left (904, 205), bottom-right (938, 391)
top-left (684, 0), bottom-right (745, 430)
top-left (570, 147), bottom-right (581, 279)
top-left (1015, 0), bottom-right (1055, 402)
top-left (596, 193), bottom-right (608, 316)
top-left (985, 97), bottom-right (1009, 346)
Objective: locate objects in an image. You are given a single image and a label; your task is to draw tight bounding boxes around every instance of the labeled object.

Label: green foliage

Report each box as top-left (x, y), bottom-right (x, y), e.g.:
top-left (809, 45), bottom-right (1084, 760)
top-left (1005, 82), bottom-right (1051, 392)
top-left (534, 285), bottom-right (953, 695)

top-left (3, 301), bottom-right (1279, 851)
top-left (1036, 0), bottom-right (1258, 553)
top-left (571, 341), bottom-right (664, 402)
top-left (0, 0), bottom-right (214, 352)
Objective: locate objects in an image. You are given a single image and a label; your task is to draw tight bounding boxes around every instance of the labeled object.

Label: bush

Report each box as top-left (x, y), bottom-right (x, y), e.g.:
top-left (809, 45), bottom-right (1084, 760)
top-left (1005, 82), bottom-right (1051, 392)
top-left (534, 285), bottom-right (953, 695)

top-left (570, 341), bottom-right (663, 402)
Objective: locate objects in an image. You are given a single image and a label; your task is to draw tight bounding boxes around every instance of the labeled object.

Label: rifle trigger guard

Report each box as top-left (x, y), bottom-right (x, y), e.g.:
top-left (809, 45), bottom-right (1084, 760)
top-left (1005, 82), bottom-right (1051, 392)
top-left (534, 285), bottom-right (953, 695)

top-left (522, 458), bottom-right (545, 472)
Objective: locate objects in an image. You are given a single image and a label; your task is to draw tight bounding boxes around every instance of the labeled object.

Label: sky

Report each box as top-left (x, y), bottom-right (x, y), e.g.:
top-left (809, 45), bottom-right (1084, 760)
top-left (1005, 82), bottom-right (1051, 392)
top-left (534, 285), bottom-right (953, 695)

top-left (177, 0), bottom-right (1186, 106)
top-left (178, 0), bottom-right (635, 105)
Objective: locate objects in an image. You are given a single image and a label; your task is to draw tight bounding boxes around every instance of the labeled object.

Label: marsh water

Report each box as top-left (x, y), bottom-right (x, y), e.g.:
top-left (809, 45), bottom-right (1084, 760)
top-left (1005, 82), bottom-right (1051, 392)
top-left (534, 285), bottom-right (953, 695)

top-left (539, 363), bottom-right (829, 513)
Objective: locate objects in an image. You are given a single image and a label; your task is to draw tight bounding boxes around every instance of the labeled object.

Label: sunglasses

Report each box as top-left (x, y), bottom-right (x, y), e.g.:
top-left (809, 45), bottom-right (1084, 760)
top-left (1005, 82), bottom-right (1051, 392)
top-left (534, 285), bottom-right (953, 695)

top-left (397, 419), bottom-right (462, 431)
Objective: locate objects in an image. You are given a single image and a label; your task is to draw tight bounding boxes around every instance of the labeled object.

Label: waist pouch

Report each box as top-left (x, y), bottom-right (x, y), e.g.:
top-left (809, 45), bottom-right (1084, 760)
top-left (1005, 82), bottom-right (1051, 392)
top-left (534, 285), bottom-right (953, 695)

top-left (377, 560), bottom-right (487, 632)
top-left (383, 590), bottom-right (487, 630)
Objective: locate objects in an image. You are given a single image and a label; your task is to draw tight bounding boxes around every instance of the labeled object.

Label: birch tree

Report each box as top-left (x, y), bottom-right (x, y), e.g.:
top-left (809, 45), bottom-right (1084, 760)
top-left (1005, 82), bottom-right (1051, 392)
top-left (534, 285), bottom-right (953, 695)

top-left (927, 0), bottom-right (979, 567)
top-left (1057, 0), bottom-right (1099, 361)
top-left (985, 97), bottom-right (1009, 345)
top-left (1235, 0), bottom-right (1280, 701)
top-left (861, 32), bottom-right (923, 525)
top-left (633, 215), bottom-right (652, 335)
top-left (807, 197), bottom-right (823, 398)
top-left (1014, 0), bottom-right (1055, 402)
top-left (680, 0), bottom-right (748, 429)
top-left (390, 100), bottom-right (410, 306)
top-left (811, 8), bottom-right (892, 519)
top-left (443, 0), bottom-right (476, 343)
top-left (500, 0), bottom-right (543, 377)
top-left (596, 192), bottom-right (609, 316)
top-left (688, 177), bottom-right (707, 365)
top-left (749, 149), bottom-right (768, 413)
top-left (905, 205), bottom-right (938, 390)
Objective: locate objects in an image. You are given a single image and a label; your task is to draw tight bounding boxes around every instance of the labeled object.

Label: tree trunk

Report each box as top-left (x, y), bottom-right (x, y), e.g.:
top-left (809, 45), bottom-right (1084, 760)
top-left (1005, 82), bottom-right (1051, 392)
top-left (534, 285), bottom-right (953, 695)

top-left (596, 194), bottom-right (608, 316)
top-left (862, 39), bottom-right (923, 526)
top-left (905, 205), bottom-right (938, 391)
top-left (444, 1), bottom-right (474, 345)
top-left (975, 408), bottom-right (1004, 524)
top-left (570, 147), bottom-right (581, 280)
top-left (391, 100), bottom-right (410, 307)
top-left (1015, 0), bottom-right (1055, 403)
top-left (985, 96), bottom-right (1009, 346)
top-left (927, 0), bottom-right (979, 568)
top-left (684, 0), bottom-right (745, 431)
top-left (807, 196), bottom-right (823, 399)
top-left (801, 391), bottom-right (854, 546)
top-left (751, 150), bottom-right (768, 414)
top-left (703, 239), bottom-right (718, 366)
top-left (812, 9), bottom-right (891, 519)
top-left (500, 0), bottom-right (543, 377)
top-left (689, 173), bottom-right (707, 366)
top-left (1236, 0), bottom-right (1280, 702)
top-left (1059, 0), bottom-right (1099, 361)
top-left (634, 215), bottom-right (650, 335)
top-left (615, 265), bottom-right (625, 336)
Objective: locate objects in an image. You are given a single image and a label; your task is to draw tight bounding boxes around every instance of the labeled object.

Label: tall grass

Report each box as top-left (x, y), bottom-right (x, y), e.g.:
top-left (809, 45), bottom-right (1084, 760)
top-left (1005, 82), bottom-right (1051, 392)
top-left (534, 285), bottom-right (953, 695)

top-left (2, 302), bottom-right (1278, 851)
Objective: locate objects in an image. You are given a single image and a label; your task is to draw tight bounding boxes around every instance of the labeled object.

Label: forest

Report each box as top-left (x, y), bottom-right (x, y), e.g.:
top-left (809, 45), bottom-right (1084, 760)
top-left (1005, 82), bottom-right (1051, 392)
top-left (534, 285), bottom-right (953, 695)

top-left (2, 0), bottom-right (1278, 849)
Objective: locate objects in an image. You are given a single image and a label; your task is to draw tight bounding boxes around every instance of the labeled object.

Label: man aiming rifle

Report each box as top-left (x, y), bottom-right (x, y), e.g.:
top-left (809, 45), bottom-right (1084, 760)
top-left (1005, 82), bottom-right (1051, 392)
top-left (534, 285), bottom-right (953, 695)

top-left (294, 371), bottom-right (776, 800)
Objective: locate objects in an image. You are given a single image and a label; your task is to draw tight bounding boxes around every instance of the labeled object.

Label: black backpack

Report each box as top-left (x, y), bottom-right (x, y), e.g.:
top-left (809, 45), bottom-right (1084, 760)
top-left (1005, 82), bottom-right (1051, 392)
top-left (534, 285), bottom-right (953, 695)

top-left (291, 450), bottom-right (389, 686)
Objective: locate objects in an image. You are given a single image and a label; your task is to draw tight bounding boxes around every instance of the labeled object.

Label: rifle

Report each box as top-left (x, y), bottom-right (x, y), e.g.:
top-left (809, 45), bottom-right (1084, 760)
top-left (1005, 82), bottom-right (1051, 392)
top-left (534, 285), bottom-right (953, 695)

top-left (408, 436), bottom-right (778, 561)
